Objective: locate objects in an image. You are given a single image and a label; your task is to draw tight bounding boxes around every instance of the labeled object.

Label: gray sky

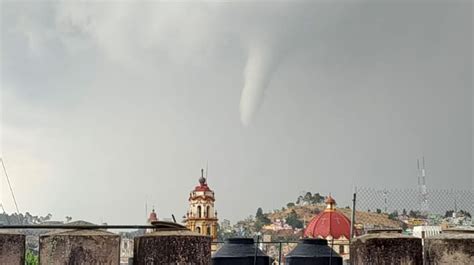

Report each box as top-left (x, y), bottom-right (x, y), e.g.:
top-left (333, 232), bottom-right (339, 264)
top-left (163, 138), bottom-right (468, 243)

top-left (0, 0), bottom-right (472, 224)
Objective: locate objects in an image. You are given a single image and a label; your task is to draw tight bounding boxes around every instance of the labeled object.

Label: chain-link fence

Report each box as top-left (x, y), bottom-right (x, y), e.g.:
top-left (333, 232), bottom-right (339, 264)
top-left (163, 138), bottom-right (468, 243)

top-left (354, 187), bottom-right (473, 232)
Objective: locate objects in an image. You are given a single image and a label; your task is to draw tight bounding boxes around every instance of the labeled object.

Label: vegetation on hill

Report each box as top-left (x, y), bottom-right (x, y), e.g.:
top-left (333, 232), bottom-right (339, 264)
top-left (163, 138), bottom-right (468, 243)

top-left (218, 192), bottom-right (327, 240)
top-left (218, 191), bottom-right (408, 241)
top-left (0, 211), bottom-right (72, 264)
top-left (295, 192), bottom-right (325, 205)
top-left (0, 212), bottom-right (53, 225)
top-left (255, 207), bottom-right (271, 231)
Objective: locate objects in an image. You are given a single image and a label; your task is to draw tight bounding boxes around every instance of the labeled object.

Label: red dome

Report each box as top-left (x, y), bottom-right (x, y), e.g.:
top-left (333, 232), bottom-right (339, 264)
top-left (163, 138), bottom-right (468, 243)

top-left (304, 196), bottom-right (351, 239)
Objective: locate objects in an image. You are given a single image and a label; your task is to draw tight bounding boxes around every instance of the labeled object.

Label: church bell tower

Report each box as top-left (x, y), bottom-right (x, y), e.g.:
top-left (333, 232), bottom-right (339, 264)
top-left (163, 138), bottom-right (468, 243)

top-left (184, 169), bottom-right (218, 243)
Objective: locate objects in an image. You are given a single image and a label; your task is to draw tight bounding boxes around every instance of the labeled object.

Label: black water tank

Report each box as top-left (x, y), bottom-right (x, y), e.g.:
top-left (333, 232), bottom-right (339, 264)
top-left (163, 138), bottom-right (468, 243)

top-left (285, 239), bottom-right (343, 265)
top-left (212, 238), bottom-right (273, 265)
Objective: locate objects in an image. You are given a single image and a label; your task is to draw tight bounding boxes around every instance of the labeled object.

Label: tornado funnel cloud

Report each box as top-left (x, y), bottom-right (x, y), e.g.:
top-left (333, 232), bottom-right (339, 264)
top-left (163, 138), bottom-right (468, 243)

top-left (239, 45), bottom-right (277, 126)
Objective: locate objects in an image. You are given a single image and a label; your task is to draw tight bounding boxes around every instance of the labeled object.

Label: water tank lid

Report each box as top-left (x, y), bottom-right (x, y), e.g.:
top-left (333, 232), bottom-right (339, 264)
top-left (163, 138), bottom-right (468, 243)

top-left (213, 237), bottom-right (270, 258)
top-left (286, 238), bottom-right (342, 258)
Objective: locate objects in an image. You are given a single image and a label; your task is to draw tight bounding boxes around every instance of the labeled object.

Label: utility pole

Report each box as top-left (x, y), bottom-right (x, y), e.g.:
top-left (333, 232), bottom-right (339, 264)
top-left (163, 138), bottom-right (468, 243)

top-left (350, 187), bottom-right (357, 242)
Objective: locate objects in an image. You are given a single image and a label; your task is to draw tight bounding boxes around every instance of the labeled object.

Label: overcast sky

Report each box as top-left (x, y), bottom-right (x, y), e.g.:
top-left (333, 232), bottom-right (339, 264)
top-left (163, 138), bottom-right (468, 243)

top-left (0, 0), bottom-right (472, 224)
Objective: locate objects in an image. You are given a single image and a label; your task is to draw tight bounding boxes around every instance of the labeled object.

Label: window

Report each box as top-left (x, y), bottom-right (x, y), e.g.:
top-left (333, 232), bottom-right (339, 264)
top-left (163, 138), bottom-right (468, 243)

top-left (206, 206), bottom-right (210, 218)
top-left (197, 206), bottom-right (202, 218)
top-left (339, 245), bottom-right (344, 254)
top-left (196, 227), bottom-right (201, 233)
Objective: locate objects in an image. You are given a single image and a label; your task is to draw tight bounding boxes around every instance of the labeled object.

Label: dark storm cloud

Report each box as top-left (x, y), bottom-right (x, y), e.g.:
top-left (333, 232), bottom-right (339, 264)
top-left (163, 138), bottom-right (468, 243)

top-left (0, 0), bottom-right (471, 223)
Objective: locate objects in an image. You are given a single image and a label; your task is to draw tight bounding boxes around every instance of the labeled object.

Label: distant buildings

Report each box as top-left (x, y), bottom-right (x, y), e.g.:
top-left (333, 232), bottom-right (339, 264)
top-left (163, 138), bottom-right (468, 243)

top-left (441, 213), bottom-right (472, 228)
top-left (412, 226), bottom-right (442, 238)
top-left (262, 219), bottom-right (293, 231)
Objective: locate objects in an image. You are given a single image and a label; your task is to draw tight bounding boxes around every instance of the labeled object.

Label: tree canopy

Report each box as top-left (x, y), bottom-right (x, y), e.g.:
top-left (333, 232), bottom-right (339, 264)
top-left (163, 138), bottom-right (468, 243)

top-left (286, 209), bottom-right (303, 229)
top-left (295, 192), bottom-right (325, 205)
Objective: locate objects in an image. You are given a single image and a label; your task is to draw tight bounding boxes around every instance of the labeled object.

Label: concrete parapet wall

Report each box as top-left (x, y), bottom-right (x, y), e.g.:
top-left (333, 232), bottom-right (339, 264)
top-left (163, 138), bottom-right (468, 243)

top-left (350, 232), bottom-right (422, 265)
top-left (134, 230), bottom-right (211, 264)
top-left (0, 232), bottom-right (25, 265)
top-left (39, 230), bottom-right (120, 264)
top-left (424, 233), bottom-right (474, 265)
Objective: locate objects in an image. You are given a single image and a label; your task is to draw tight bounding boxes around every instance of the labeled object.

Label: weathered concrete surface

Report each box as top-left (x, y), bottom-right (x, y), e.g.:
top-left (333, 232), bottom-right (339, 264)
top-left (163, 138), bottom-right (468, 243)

top-left (424, 233), bottom-right (474, 265)
top-left (39, 229), bottom-right (120, 265)
top-left (350, 232), bottom-right (422, 265)
top-left (134, 229), bottom-right (211, 264)
top-left (0, 232), bottom-right (25, 265)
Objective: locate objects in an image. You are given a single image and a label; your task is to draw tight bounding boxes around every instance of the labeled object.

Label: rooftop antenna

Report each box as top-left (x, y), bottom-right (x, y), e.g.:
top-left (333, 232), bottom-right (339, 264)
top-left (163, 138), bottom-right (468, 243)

top-left (422, 157), bottom-right (426, 185)
top-left (0, 158), bottom-right (20, 217)
top-left (417, 159), bottom-right (420, 185)
top-left (417, 157), bottom-right (428, 213)
top-left (145, 200), bottom-right (148, 220)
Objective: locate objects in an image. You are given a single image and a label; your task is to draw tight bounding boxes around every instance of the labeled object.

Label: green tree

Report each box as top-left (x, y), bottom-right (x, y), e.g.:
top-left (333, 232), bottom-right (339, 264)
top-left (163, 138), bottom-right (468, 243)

top-left (388, 210), bottom-right (399, 220)
top-left (311, 193), bottom-right (325, 204)
top-left (296, 196), bottom-right (301, 205)
top-left (26, 250), bottom-right (38, 265)
top-left (255, 208), bottom-right (271, 232)
top-left (287, 202), bottom-right (295, 208)
top-left (401, 222), bottom-right (408, 231)
top-left (256, 208), bottom-right (270, 224)
top-left (217, 223), bottom-right (238, 241)
top-left (445, 210), bottom-right (454, 218)
top-left (460, 210), bottom-right (471, 218)
top-left (304, 192), bottom-right (312, 203)
top-left (286, 210), bottom-right (303, 229)
top-left (409, 210), bottom-right (421, 218)
top-left (235, 215), bottom-right (256, 237)
top-left (256, 208), bottom-right (264, 218)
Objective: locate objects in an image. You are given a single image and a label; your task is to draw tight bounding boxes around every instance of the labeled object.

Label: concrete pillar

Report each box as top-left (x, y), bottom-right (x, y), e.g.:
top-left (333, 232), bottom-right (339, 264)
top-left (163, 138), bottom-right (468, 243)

top-left (39, 229), bottom-right (120, 264)
top-left (350, 232), bottom-right (422, 265)
top-left (424, 232), bottom-right (474, 264)
top-left (133, 229), bottom-right (211, 264)
top-left (0, 232), bottom-right (25, 265)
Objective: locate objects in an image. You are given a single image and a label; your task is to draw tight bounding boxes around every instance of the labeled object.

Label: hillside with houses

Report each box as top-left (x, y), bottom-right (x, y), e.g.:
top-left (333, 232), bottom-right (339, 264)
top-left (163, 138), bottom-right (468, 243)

top-left (218, 192), bottom-right (402, 241)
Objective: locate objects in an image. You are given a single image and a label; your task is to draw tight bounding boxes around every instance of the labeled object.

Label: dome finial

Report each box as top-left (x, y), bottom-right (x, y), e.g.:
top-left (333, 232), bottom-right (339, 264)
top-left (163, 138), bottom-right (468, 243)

top-left (199, 168), bottom-right (206, 185)
top-left (325, 194), bottom-right (336, 211)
